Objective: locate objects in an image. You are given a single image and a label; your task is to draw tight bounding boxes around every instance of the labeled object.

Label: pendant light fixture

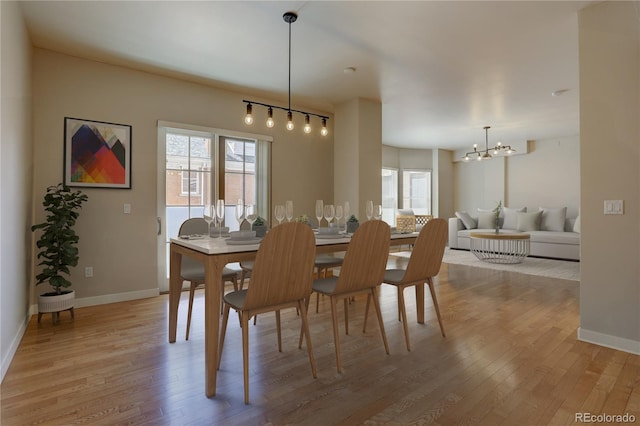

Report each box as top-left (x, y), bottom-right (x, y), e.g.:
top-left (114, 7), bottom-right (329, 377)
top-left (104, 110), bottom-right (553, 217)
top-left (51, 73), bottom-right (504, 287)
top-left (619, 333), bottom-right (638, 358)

top-left (462, 126), bottom-right (516, 161)
top-left (242, 11), bottom-right (329, 136)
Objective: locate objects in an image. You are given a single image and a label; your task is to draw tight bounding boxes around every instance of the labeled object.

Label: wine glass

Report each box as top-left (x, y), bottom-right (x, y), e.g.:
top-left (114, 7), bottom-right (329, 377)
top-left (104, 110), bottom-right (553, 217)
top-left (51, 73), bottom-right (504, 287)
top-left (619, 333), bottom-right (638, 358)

top-left (366, 200), bottom-right (374, 221)
top-left (335, 205), bottom-right (344, 232)
top-left (373, 204), bottom-right (382, 220)
top-left (285, 200), bottom-right (294, 222)
top-left (215, 199), bottom-right (225, 237)
top-left (203, 204), bottom-right (215, 237)
top-left (315, 200), bottom-right (324, 228)
top-left (245, 204), bottom-right (258, 230)
top-left (344, 201), bottom-right (350, 223)
top-left (324, 204), bottom-right (335, 228)
top-left (275, 204), bottom-right (285, 225)
top-left (235, 199), bottom-right (244, 230)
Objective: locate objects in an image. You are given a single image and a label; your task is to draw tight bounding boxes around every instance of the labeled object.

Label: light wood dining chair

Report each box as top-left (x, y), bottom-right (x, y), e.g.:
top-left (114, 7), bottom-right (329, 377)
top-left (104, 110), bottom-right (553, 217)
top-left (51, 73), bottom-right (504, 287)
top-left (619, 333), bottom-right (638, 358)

top-left (178, 218), bottom-right (240, 340)
top-left (217, 222), bottom-right (317, 404)
top-left (367, 218), bottom-right (447, 351)
top-left (307, 220), bottom-right (391, 373)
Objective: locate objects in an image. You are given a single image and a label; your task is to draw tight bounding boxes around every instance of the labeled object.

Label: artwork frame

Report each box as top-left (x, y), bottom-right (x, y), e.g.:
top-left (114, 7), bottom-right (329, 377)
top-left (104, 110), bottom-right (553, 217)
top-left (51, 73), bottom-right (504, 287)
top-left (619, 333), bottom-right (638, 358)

top-left (64, 117), bottom-right (132, 189)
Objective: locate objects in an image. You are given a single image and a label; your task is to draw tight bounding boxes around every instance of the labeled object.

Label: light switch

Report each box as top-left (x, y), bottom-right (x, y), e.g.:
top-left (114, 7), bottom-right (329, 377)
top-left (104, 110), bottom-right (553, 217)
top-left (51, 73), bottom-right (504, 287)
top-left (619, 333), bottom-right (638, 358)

top-left (604, 200), bottom-right (624, 215)
top-left (124, 203), bottom-right (131, 214)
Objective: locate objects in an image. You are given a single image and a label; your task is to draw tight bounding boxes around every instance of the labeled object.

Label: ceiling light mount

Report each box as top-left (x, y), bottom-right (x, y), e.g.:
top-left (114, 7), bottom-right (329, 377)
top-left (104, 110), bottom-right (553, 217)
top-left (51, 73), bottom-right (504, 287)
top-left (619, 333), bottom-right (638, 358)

top-left (242, 10), bottom-right (329, 136)
top-left (462, 126), bottom-right (515, 162)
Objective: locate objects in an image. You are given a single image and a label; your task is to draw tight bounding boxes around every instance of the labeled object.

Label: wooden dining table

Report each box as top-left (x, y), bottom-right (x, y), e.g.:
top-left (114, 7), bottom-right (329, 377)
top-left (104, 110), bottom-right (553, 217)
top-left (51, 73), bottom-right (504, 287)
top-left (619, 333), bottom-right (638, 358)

top-left (168, 230), bottom-right (420, 397)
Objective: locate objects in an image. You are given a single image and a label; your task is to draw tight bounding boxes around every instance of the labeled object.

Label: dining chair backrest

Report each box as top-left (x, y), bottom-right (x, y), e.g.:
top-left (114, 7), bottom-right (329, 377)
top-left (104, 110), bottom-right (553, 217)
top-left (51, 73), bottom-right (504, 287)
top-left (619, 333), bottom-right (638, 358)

top-left (242, 222), bottom-right (316, 311)
top-left (179, 217), bottom-right (208, 236)
top-left (402, 218), bottom-right (448, 284)
top-left (335, 220), bottom-right (390, 294)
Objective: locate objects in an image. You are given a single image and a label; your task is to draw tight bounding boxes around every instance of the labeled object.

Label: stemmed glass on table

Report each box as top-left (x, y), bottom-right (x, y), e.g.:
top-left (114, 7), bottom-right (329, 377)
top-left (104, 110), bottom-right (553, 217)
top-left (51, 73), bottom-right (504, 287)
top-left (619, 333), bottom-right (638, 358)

top-left (335, 205), bottom-right (343, 232)
top-left (235, 199), bottom-right (244, 230)
top-left (324, 204), bottom-right (335, 228)
top-left (285, 200), bottom-right (294, 223)
top-left (245, 204), bottom-right (258, 231)
top-left (275, 204), bottom-right (285, 225)
top-left (343, 201), bottom-right (351, 234)
top-left (315, 200), bottom-right (324, 228)
top-left (373, 204), bottom-right (382, 220)
top-left (366, 200), bottom-right (374, 221)
top-left (215, 199), bottom-right (225, 237)
top-left (203, 204), bottom-right (215, 237)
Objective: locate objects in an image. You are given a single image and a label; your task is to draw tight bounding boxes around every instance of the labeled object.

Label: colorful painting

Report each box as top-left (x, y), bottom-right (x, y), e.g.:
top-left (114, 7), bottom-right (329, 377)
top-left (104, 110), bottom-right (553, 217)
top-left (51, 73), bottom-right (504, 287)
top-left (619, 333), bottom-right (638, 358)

top-left (64, 117), bottom-right (132, 189)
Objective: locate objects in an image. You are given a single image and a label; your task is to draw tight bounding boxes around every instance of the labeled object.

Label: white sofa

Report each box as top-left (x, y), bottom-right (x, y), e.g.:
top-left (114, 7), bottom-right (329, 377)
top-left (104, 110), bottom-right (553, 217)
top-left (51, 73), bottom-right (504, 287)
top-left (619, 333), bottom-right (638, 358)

top-left (448, 208), bottom-right (580, 261)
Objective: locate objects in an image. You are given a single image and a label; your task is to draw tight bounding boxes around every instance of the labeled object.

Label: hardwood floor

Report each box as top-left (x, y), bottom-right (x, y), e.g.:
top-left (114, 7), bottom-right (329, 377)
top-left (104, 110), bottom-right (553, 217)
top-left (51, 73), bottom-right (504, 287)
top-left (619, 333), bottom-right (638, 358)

top-left (2, 258), bottom-right (639, 425)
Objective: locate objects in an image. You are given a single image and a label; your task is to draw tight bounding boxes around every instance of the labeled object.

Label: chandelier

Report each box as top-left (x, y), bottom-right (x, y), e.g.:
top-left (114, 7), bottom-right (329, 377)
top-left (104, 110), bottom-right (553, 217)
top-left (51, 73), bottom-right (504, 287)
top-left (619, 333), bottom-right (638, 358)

top-left (462, 126), bottom-right (515, 161)
top-left (243, 11), bottom-right (329, 136)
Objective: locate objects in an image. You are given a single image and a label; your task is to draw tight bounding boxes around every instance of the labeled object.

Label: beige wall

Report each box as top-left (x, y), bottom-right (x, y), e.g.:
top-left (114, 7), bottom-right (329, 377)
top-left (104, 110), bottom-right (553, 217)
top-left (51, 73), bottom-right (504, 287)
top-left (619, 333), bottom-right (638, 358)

top-left (453, 136), bottom-right (580, 216)
top-left (1, 0), bottom-right (33, 380)
top-left (31, 49), bottom-right (333, 305)
top-left (578, 1), bottom-right (640, 353)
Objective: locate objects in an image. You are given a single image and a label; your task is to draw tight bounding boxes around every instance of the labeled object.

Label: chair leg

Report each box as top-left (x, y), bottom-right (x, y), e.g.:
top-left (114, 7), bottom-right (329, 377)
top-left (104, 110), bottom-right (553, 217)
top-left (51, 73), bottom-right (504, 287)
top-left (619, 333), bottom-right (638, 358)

top-left (427, 278), bottom-right (446, 337)
top-left (343, 298), bottom-right (349, 335)
top-left (398, 286), bottom-right (411, 351)
top-left (218, 303), bottom-right (232, 369)
top-left (241, 310), bottom-right (250, 404)
top-left (298, 299), bottom-right (317, 378)
top-left (363, 293), bottom-right (371, 333)
top-left (330, 296), bottom-right (343, 373)
top-left (299, 296), bottom-right (311, 349)
top-left (397, 287), bottom-right (402, 321)
top-left (276, 310), bottom-right (282, 352)
top-left (370, 287), bottom-right (390, 355)
top-left (239, 270), bottom-right (248, 290)
top-left (186, 281), bottom-right (198, 340)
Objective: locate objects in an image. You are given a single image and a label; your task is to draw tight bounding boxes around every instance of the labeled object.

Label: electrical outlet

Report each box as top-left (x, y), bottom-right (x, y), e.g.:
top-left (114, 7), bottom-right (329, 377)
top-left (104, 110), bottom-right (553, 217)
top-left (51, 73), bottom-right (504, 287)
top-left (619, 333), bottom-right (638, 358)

top-left (123, 203), bottom-right (131, 214)
top-left (84, 266), bottom-right (93, 278)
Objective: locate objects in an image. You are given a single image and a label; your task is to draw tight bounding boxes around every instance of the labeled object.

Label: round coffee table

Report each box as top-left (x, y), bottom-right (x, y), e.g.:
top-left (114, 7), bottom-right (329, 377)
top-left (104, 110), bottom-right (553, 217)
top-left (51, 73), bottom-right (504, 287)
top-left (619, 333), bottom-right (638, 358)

top-left (470, 232), bottom-right (530, 264)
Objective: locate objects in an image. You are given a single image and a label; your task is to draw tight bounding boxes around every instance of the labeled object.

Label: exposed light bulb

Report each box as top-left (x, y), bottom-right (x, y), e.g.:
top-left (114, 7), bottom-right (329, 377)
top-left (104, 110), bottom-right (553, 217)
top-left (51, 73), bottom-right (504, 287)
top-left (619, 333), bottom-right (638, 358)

top-left (303, 115), bottom-right (311, 133)
top-left (286, 111), bottom-right (294, 131)
top-left (463, 155), bottom-right (470, 162)
top-left (320, 118), bottom-right (328, 136)
top-left (244, 103), bottom-right (253, 125)
top-left (266, 107), bottom-right (274, 128)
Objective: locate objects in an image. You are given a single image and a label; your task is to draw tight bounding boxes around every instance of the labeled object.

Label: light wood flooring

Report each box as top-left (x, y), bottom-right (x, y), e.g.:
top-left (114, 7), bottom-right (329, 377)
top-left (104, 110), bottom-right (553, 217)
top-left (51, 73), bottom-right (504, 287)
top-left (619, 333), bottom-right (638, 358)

top-left (2, 257), bottom-right (639, 425)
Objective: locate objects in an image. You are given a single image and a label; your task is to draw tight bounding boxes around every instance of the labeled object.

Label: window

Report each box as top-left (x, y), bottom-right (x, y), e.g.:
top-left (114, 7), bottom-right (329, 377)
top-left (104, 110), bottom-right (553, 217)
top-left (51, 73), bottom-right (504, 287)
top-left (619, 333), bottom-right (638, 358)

top-left (381, 168), bottom-right (398, 225)
top-left (402, 170), bottom-right (431, 215)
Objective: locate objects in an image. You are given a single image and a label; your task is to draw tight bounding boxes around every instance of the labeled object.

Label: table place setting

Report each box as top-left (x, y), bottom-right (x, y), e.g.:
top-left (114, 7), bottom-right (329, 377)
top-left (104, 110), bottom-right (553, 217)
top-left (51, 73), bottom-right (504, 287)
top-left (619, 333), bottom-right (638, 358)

top-left (225, 230), bottom-right (262, 245)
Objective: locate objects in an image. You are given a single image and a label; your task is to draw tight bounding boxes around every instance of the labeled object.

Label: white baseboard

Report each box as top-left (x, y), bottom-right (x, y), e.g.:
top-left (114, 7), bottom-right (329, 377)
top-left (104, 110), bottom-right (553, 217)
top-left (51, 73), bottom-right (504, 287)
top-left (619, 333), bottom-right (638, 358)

top-left (577, 327), bottom-right (640, 355)
top-left (1, 313), bottom-right (30, 382)
top-left (29, 288), bottom-right (160, 314)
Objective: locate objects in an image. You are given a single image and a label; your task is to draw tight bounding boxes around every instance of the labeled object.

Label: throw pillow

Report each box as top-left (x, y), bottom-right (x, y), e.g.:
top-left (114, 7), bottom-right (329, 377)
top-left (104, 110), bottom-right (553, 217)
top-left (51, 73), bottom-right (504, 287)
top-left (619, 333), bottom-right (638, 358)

top-left (502, 206), bottom-right (527, 230)
top-left (540, 207), bottom-right (567, 232)
top-left (477, 211), bottom-right (497, 229)
top-left (573, 215), bottom-right (581, 233)
top-left (455, 211), bottom-right (477, 229)
top-left (516, 211), bottom-right (542, 232)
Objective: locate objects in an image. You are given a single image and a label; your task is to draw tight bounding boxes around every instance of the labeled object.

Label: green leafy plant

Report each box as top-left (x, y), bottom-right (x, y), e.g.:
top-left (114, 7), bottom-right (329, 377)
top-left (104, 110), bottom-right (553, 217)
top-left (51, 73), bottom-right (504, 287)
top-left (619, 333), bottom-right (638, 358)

top-left (31, 183), bottom-right (88, 294)
top-left (295, 214), bottom-right (310, 224)
top-left (347, 214), bottom-right (359, 223)
top-left (253, 215), bottom-right (265, 227)
top-left (493, 200), bottom-right (502, 223)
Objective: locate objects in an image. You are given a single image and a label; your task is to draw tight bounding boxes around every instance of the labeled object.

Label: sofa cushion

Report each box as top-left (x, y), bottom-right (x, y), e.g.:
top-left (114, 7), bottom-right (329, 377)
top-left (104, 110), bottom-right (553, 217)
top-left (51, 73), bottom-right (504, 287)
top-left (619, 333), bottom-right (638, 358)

top-left (540, 207), bottom-right (567, 232)
top-left (516, 211), bottom-right (542, 231)
top-left (502, 206), bottom-right (527, 230)
top-left (455, 211), bottom-right (477, 229)
top-left (477, 211), bottom-right (497, 229)
top-left (527, 231), bottom-right (580, 245)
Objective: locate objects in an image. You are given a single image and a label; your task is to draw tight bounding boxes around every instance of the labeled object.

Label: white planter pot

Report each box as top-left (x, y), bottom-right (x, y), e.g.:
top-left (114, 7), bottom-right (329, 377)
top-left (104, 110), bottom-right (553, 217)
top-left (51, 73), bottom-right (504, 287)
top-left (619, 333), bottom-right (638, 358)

top-left (38, 290), bottom-right (75, 313)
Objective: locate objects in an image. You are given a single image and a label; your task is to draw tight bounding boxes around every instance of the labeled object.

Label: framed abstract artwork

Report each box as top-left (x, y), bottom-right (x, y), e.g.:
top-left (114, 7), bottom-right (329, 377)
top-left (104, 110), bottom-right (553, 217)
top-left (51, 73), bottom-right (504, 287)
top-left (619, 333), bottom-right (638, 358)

top-left (64, 117), bottom-right (132, 189)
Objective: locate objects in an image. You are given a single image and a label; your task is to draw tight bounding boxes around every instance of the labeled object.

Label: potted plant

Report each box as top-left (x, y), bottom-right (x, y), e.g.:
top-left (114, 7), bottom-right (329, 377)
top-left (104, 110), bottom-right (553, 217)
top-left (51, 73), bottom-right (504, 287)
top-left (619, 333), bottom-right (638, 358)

top-left (31, 183), bottom-right (88, 323)
top-left (295, 214), bottom-right (311, 226)
top-left (493, 200), bottom-right (502, 234)
top-left (347, 214), bottom-right (359, 234)
top-left (252, 215), bottom-right (268, 238)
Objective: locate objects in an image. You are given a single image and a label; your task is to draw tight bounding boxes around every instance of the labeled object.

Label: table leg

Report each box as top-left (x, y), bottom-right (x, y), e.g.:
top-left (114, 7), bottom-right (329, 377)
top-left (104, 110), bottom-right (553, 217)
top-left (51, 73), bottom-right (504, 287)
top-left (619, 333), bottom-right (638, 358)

top-left (204, 256), bottom-right (223, 398)
top-left (415, 284), bottom-right (425, 324)
top-left (168, 244), bottom-right (182, 343)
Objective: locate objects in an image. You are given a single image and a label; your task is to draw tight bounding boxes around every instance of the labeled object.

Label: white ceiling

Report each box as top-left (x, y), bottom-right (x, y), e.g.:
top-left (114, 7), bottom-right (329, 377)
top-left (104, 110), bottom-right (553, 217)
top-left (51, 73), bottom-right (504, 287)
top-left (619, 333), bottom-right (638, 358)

top-left (19, 1), bottom-right (594, 150)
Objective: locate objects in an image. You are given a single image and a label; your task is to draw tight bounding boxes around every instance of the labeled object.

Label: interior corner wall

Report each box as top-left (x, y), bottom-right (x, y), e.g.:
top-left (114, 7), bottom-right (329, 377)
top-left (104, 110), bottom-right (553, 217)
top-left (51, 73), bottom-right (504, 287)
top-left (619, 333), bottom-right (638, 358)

top-left (1, 0), bottom-right (33, 381)
top-left (578, 0), bottom-right (640, 354)
top-left (334, 98), bottom-right (381, 218)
